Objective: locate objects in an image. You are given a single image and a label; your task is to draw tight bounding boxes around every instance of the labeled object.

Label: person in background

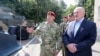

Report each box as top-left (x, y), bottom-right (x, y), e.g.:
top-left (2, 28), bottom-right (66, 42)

top-left (60, 16), bottom-right (68, 56)
top-left (60, 13), bottom-right (75, 56)
top-left (15, 21), bottom-right (33, 40)
top-left (60, 16), bottom-right (68, 33)
top-left (60, 13), bottom-right (75, 34)
top-left (67, 13), bottom-right (75, 22)
top-left (33, 11), bottom-right (61, 56)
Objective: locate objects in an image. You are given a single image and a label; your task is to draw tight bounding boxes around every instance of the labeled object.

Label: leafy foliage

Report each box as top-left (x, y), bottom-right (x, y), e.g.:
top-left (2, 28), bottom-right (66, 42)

top-left (78, 0), bottom-right (94, 21)
top-left (64, 5), bottom-right (76, 16)
top-left (0, 0), bottom-right (66, 23)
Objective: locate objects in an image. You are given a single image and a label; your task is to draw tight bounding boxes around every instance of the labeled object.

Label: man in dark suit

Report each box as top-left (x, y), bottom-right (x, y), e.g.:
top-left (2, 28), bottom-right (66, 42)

top-left (62, 7), bottom-right (97, 56)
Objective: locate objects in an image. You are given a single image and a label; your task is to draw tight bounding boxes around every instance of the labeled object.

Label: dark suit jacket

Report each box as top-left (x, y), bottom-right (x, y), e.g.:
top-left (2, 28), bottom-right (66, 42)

top-left (62, 19), bottom-right (97, 56)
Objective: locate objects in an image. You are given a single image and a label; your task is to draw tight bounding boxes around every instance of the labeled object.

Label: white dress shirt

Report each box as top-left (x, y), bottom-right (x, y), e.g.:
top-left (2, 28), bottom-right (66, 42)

top-left (74, 17), bottom-right (84, 37)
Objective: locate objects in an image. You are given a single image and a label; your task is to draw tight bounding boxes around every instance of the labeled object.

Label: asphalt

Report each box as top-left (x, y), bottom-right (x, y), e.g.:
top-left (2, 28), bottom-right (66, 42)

top-left (11, 35), bottom-right (100, 56)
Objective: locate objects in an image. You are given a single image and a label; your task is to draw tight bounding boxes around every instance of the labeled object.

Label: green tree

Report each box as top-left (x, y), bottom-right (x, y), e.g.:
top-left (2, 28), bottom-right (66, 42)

top-left (0, 0), bottom-right (66, 23)
top-left (78, 0), bottom-right (94, 21)
top-left (64, 5), bottom-right (76, 16)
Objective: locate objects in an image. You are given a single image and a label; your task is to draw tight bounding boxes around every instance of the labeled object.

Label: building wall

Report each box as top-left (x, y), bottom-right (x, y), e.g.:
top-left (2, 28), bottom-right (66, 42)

top-left (94, 0), bottom-right (100, 35)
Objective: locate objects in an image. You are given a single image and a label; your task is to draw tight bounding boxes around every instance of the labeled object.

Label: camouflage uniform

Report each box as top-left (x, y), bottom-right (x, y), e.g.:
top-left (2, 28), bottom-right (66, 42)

top-left (60, 22), bottom-right (68, 33)
top-left (59, 22), bottom-right (68, 56)
top-left (35, 22), bottom-right (61, 56)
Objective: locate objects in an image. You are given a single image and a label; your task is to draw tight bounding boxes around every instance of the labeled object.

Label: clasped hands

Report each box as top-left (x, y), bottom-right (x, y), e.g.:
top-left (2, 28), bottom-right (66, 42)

top-left (67, 43), bottom-right (77, 53)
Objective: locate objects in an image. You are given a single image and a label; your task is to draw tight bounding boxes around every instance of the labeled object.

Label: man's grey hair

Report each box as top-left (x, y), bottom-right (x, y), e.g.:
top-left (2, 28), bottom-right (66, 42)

top-left (74, 7), bottom-right (85, 14)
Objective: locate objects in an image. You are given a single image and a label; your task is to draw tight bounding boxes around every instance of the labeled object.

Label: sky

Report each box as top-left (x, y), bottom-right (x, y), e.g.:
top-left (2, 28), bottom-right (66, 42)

top-left (63, 0), bottom-right (78, 7)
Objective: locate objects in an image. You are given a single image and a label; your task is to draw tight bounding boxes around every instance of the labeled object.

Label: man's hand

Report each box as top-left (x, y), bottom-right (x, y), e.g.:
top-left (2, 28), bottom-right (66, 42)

top-left (67, 43), bottom-right (77, 53)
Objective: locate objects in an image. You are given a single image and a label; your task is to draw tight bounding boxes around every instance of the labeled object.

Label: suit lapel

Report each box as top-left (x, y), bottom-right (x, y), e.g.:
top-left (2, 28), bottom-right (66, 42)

top-left (74, 19), bottom-right (86, 38)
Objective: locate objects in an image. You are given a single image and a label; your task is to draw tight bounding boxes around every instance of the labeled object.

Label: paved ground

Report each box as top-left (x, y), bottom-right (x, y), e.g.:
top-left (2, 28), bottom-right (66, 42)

top-left (92, 35), bottom-right (100, 56)
top-left (11, 35), bottom-right (100, 56)
top-left (11, 36), bottom-right (41, 56)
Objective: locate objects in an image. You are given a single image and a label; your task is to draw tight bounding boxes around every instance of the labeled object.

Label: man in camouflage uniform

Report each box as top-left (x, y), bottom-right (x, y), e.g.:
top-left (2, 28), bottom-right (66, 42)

top-left (34, 11), bottom-right (61, 56)
top-left (60, 13), bottom-right (75, 33)
top-left (60, 16), bottom-right (68, 33)
top-left (60, 13), bottom-right (75, 56)
top-left (60, 16), bottom-right (68, 56)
